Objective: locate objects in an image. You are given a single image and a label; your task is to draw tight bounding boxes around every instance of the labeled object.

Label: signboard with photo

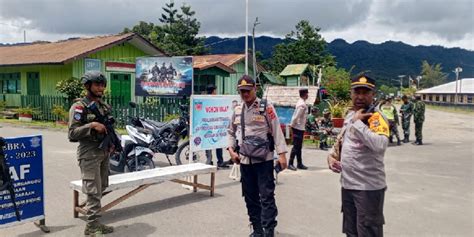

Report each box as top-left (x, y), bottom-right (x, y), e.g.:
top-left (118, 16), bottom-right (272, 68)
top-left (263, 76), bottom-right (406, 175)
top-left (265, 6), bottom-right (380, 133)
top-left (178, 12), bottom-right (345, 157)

top-left (135, 56), bottom-right (193, 97)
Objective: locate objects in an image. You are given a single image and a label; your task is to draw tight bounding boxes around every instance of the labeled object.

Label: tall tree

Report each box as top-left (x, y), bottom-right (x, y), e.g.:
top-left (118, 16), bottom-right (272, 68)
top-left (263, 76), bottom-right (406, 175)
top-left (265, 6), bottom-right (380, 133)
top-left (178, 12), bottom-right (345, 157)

top-left (124, 1), bottom-right (207, 56)
top-left (419, 60), bottom-right (447, 89)
top-left (269, 20), bottom-right (334, 74)
top-left (160, 1), bottom-right (179, 25)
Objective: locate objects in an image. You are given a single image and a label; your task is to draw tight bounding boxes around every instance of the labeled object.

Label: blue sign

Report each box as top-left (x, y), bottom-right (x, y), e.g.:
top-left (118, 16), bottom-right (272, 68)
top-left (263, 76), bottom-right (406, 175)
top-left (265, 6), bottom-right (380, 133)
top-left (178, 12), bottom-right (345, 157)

top-left (85, 58), bottom-right (101, 72)
top-left (275, 106), bottom-right (295, 125)
top-left (0, 135), bottom-right (44, 228)
top-left (191, 95), bottom-right (240, 151)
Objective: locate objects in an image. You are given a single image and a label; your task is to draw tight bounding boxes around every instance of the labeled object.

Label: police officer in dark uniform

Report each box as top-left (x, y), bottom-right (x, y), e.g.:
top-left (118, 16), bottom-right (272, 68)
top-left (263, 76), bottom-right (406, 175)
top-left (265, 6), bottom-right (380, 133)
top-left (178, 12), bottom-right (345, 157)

top-left (68, 71), bottom-right (114, 235)
top-left (228, 75), bottom-right (288, 237)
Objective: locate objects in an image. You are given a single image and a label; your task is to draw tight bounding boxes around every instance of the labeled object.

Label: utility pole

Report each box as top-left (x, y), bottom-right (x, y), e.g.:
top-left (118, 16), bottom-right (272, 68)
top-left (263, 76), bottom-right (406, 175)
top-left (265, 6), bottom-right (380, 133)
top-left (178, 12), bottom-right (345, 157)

top-left (453, 67), bottom-right (462, 104)
top-left (252, 17), bottom-right (260, 81)
top-left (24, 30), bottom-right (26, 43)
top-left (244, 0), bottom-right (249, 75)
top-left (398, 75), bottom-right (405, 96)
top-left (416, 76), bottom-right (422, 89)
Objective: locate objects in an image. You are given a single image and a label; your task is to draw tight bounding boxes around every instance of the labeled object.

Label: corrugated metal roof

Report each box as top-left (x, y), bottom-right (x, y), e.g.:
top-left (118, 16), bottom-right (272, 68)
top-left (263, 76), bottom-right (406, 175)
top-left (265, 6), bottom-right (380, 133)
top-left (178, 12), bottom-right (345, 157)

top-left (263, 85), bottom-right (319, 107)
top-left (0, 33), bottom-right (166, 66)
top-left (193, 54), bottom-right (246, 68)
top-left (416, 78), bottom-right (474, 94)
top-left (260, 72), bottom-right (284, 85)
top-left (279, 64), bottom-right (309, 76)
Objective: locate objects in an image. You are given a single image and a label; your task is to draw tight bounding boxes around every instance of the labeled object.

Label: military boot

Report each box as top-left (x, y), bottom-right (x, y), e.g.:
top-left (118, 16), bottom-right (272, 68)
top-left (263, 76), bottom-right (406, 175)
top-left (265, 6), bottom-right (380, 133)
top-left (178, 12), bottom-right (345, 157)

top-left (418, 140), bottom-right (423, 145)
top-left (84, 221), bottom-right (114, 236)
top-left (264, 228), bottom-right (275, 237)
top-left (412, 139), bottom-right (419, 145)
top-left (403, 135), bottom-right (409, 143)
top-left (397, 138), bottom-right (401, 146)
top-left (249, 224), bottom-right (264, 237)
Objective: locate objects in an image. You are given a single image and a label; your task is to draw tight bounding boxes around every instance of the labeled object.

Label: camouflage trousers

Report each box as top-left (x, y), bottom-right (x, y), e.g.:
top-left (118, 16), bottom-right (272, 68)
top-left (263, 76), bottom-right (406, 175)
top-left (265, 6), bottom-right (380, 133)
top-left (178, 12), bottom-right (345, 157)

top-left (79, 155), bottom-right (109, 223)
top-left (401, 117), bottom-right (411, 137)
top-left (388, 120), bottom-right (400, 141)
top-left (414, 121), bottom-right (423, 141)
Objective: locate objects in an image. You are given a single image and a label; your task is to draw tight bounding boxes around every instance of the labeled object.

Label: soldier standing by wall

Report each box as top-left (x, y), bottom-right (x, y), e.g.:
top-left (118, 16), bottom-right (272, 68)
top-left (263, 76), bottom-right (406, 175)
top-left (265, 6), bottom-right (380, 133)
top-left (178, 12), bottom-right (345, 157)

top-left (413, 95), bottom-right (426, 145)
top-left (68, 71), bottom-right (114, 235)
top-left (228, 75), bottom-right (288, 237)
top-left (399, 95), bottom-right (413, 143)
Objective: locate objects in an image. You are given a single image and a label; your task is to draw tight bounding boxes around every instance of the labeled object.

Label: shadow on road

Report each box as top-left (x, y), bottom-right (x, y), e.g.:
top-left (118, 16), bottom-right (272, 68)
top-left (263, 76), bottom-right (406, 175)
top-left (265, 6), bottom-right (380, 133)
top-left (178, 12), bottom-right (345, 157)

top-left (109, 222), bottom-right (157, 237)
top-left (17, 225), bottom-right (75, 237)
top-left (102, 192), bottom-right (223, 223)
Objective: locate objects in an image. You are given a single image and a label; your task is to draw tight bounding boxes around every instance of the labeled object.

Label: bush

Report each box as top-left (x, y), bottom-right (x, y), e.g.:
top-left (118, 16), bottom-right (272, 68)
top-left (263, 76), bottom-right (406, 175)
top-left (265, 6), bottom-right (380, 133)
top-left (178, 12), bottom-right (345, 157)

top-left (15, 106), bottom-right (41, 116)
top-left (52, 105), bottom-right (69, 121)
top-left (328, 100), bottom-right (350, 118)
top-left (56, 77), bottom-right (84, 101)
top-left (0, 101), bottom-right (6, 111)
top-left (322, 66), bottom-right (351, 101)
top-left (163, 113), bottom-right (179, 122)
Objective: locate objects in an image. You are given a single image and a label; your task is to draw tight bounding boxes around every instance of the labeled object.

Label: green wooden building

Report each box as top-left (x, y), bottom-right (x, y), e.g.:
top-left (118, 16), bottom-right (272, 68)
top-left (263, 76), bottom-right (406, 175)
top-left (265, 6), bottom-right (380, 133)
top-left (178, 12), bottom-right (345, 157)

top-left (193, 54), bottom-right (262, 95)
top-left (0, 33), bottom-right (166, 106)
top-left (279, 64), bottom-right (313, 86)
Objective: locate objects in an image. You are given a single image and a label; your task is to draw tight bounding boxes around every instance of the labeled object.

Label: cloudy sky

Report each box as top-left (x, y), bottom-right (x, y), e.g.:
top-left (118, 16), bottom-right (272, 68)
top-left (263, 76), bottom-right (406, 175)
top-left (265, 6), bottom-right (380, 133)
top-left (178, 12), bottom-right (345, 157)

top-left (0, 0), bottom-right (472, 49)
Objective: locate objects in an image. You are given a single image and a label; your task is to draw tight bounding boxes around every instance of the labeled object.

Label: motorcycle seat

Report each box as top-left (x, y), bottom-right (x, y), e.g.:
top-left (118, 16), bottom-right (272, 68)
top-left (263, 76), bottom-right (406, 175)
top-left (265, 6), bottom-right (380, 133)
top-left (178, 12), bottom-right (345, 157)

top-left (147, 120), bottom-right (167, 128)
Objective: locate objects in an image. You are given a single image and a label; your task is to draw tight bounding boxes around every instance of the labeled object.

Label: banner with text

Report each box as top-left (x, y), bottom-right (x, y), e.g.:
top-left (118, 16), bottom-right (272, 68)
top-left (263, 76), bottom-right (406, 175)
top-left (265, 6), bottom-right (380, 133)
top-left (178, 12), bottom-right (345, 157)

top-left (190, 95), bottom-right (240, 152)
top-left (0, 135), bottom-right (45, 228)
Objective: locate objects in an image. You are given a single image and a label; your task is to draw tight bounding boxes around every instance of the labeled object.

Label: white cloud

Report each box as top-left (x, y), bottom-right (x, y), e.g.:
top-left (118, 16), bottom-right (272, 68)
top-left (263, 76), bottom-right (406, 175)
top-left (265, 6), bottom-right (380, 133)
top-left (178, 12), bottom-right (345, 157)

top-left (0, 0), bottom-right (472, 49)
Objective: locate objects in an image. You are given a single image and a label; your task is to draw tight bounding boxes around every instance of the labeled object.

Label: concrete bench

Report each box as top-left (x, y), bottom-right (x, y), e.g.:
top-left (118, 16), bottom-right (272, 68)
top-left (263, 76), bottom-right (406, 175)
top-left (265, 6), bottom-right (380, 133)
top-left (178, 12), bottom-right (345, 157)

top-left (70, 163), bottom-right (217, 218)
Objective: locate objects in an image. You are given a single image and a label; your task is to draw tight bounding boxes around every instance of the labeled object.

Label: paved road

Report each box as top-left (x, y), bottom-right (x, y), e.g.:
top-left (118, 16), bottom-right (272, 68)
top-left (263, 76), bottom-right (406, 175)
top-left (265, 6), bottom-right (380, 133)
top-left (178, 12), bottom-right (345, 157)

top-left (0, 108), bottom-right (473, 236)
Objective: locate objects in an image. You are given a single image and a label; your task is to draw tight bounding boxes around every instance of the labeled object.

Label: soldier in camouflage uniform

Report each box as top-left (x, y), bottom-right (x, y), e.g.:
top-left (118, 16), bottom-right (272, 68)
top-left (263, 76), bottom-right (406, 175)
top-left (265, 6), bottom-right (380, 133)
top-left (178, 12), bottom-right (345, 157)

top-left (399, 95), bottom-right (413, 143)
top-left (412, 95), bottom-right (425, 145)
top-left (68, 71), bottom-right (114, 235)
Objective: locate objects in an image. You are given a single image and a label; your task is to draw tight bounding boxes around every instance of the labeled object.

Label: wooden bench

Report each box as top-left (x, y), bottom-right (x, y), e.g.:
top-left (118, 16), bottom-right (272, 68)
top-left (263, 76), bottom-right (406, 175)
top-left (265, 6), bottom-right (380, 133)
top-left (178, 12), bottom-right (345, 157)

top-left (70, 163), bottom-right (217, 218)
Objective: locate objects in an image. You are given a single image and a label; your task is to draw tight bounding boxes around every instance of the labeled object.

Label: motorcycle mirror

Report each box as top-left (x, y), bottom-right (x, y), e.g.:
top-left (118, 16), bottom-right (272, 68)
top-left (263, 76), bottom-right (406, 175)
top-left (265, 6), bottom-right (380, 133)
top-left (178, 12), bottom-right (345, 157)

top-left (129, 102), bottom-right (137, 108)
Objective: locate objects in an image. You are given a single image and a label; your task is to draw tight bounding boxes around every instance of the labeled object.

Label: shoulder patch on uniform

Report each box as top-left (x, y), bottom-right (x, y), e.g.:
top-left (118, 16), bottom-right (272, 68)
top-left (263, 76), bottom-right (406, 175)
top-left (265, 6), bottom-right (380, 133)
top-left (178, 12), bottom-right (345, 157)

top-left (73, 113), bottom-right (82, 121)
top-left (266, 106), bottom-right (277, 120)
top-left (368, 112), bottom-right (389, 137)
top-left (74, 105), bottom-right (84, 113)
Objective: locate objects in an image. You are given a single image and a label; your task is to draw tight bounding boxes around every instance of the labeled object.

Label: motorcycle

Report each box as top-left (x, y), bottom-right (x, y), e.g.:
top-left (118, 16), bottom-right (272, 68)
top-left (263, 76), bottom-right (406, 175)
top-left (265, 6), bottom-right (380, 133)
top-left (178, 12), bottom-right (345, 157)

top-left (112, 102), bottom-right (202, 171)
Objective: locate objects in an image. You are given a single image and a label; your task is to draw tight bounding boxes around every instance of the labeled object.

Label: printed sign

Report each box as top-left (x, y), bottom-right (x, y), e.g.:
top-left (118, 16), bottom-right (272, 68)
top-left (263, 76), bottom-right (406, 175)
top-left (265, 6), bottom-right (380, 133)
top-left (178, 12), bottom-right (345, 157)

top-left (0, 135), bottom-right (45, 228)
top-left (190, 95), bottom-right (240, 151)
top-left (135, 56), bottom-right (193, 97)
top-left (85, 58), bottom-right (101, 72)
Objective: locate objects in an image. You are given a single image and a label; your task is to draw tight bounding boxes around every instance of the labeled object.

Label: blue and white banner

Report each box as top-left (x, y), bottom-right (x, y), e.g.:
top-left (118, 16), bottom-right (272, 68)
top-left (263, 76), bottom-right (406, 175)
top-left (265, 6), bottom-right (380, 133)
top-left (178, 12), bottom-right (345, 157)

top-left (190, 95), bottom-right (240, 152)
top-left (0, 135), bottom-right (45, 228)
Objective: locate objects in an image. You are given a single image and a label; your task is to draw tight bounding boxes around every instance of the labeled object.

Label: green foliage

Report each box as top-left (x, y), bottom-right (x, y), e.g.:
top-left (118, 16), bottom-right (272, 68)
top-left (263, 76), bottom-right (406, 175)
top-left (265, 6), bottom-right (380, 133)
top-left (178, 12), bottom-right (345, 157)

top-left (56, 77), bottom-right (83, 101)
top-left (328, 100), bottom-right (350, 118)
top-left (401, 87), bottom-right (417, 97)
top-left (163, 113), bottom-right (179, 122)
top-left (0, 101), bottom-right (6, 111)
top-left (124, 1), bottom-right (207, 56)
top-left (378, 85), bottom-right (399, 97)
top-left (261, 20), bottom-right (334, 74)
top-left (321, 66), bottom-right (351, 101)
top-left (15, 106), bottom-right (40, 116)
top-left (419, 60), bottom-right (448, 89)
top-left (52, 105), bottom-right (69, 121)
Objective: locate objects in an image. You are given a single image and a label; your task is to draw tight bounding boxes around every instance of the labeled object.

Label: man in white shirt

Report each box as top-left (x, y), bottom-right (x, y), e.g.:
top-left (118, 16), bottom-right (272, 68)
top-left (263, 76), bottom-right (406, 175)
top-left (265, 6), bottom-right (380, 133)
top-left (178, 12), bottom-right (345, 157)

top-left (288, 88), bottom-right (309, 171)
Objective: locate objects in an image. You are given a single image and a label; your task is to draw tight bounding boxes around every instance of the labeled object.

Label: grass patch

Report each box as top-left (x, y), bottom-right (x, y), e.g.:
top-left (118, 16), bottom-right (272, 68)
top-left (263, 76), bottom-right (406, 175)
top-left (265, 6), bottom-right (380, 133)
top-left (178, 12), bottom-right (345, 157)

top-left (427, 105), bottom-right (474, 115)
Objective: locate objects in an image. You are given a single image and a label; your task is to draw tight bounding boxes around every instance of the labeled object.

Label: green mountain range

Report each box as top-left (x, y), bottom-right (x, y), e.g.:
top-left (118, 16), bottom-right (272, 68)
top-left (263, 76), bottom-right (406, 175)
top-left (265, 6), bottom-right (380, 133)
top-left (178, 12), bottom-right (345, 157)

top-left (205, 36), bottom-right (473, 84)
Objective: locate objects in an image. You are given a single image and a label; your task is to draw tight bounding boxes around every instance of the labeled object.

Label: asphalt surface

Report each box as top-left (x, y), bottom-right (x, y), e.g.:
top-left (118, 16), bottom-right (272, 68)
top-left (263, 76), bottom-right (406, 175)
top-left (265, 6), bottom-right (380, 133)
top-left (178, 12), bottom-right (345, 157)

top-left (0, 108), bottom-right (472, 237)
